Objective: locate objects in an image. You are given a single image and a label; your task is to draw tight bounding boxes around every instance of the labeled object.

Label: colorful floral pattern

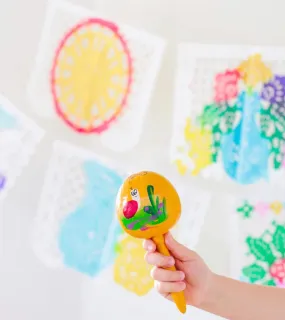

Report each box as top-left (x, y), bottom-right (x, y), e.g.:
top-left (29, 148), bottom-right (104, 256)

top-left (242, 222), bottom-right (285, 287)
top-left (235, 200), bottom-right (285, 288)
top-left (261, 75), bottom-right (285, 104)
top-left (237, 54), bottom-right (272, 88)
top-left (175, 54), bottom-right (285, 184)
top-left (214, 70), bottom-right (240, 103)
top-left (238, 200), bottom-right (285, 218)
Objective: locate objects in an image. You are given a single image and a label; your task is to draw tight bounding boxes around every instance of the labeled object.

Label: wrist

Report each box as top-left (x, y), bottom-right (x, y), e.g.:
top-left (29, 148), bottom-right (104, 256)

top-left (199, 272), bottom-right (221, 311)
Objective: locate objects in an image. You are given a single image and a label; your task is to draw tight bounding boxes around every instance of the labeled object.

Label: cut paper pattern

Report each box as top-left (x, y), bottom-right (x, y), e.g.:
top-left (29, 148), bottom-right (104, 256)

top-left (58, 160), bottom-right (123, 276)
top-left (51, 18), bottom-right (132, 133)
top-left (33, 141), bottom-right (124, 276)
top-left (113, 234), bottom-right (154, 296)
top-left (28, 1), bottom-right (165, 151)
top-left (171, 184), bottom-right (211, 250)
top-left (172, 44), bottom-right (285, 185)
top-left (231, 199), bottom-right (285, 287)
top-left (0, 94), bottom-right (44, 204)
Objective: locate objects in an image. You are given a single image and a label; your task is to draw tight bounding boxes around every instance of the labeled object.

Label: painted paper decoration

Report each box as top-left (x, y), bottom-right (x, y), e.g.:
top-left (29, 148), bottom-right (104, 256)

top-left (113, 234), bottom-right (154, 296)
top-left (51, 18), bottom-right (132, 134)
top-left (0, 94), bottom-right (44, 205)
top-left (230, 198), bottom-right (285, 287)
top-left (32, 141), bottom-right (124, 276)
top-left (28, 1), bottom-right (165, 151)
top-left (171, 44), bottom-right (285, 185)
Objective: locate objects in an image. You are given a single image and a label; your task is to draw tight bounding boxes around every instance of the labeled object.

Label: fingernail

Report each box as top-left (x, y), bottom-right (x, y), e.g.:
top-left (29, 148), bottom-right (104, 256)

top-left (180, 282), bottom-right (186, 290)
top-left (167, 257), bottom-right (175, 266)
top-left (179, 272), bottom-right (185, 280)
top-left (147, 244), bottom-right (153, 251)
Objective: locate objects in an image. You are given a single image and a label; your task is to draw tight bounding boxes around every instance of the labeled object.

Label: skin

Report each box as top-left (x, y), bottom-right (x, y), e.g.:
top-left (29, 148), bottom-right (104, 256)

top-left (144, 232), bottom-right (285, 320)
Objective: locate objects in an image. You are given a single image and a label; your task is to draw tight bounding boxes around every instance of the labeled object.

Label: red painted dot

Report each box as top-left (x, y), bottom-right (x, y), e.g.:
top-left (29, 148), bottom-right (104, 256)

top-left (123, 200), bottom-right (138, 219)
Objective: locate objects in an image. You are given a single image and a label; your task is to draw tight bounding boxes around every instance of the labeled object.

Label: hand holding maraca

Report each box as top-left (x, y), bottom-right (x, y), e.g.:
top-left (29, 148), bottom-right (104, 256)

top-left (144, 232), bottom-right (212, 309)
top-left (116, 171), bottom-right (187, 313)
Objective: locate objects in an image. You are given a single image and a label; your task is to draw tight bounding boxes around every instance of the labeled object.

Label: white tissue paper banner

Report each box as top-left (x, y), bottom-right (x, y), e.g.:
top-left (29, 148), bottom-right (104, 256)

top-left (0, 93), bottom-right (44, 205)
top-left (230, 193), bottom-right (285, 288)
top-left (27, 0), bottom-right (165, 152)
top-left (171, 43), bottom-right (285, 186)
top-left (172, 183), bottom-right (211, 250)
top-left (32, 140), bottom-right (126, 276)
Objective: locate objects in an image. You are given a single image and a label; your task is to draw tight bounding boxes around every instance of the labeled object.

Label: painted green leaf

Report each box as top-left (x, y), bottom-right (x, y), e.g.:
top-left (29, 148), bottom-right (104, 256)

top-left (259, 105), bottom-right (285, 169)
top-left (272, 224), bottom-right (285, 257)
top-left (198, 103), bottom-right (221, 129)
top-left (262, 279), bottom-right (276, 287)
top-left (242, 263), bottom-right (266, 283)
top-left (246, 237), bottom-right (276, 264)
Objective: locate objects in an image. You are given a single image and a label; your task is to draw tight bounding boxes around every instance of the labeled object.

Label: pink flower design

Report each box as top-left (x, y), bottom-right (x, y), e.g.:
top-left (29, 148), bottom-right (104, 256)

top-left (254, 202), bottom-right (269, 217)
top-left (214, 69), bottom-right (240, 103)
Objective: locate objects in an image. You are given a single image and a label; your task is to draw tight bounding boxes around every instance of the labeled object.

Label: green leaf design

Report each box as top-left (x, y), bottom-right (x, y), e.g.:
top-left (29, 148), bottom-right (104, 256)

top-left (147, 185), bottom-right (156, 215)
top-left (262, 279), bottom-right (276, 287)
top-left (246, 237), bottom-right (276, 264)
top-left (259, 105), bottom-right (285, 169)
top-left (198, 104), bottom-right (222, 129)
top-left (242, 263), bottom-right (266, 283)
top-left (272, 224), bottom-right (285, 257)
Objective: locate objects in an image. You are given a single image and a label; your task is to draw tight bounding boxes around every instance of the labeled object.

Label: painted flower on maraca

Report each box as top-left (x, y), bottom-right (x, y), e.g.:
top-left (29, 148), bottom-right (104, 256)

top-left (176, 54), bottom-right (285, 184)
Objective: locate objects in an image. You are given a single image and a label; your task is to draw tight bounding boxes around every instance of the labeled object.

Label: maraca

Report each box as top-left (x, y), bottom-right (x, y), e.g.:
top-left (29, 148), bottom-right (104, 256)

top-left (116, 171), bottom-right (187, 314)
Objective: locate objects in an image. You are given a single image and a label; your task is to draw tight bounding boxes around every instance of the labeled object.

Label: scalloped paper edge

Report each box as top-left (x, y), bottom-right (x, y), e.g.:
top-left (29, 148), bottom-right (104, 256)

top-left (0, 93), bottom-right (45, 204)
top-left (32, 140), bottom-right (126, 269)
top-left (27, 1), bottom-right (166, 151)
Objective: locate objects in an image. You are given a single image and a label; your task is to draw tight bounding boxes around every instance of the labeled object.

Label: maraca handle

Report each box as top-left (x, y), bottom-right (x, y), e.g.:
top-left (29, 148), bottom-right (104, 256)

top-left (152, 235), bottom-right (187, 314)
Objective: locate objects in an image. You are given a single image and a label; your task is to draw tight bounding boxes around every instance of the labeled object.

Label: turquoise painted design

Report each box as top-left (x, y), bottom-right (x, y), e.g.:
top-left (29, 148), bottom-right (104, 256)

top-left (0, 106), bottom-right (17, 129)
top-left (221, 91), bottom-right (270, 184)
top-left (58, 160), bottom-right (123, 276)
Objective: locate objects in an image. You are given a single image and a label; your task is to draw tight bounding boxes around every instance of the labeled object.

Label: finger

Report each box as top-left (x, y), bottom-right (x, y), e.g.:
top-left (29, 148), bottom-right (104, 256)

top-left (165, 232), bottom-right (197, 262)
top-left (143, 239), bottom-right (156, 252)
top-left (151, 267), bottom-right (185, 282)
top-left (145, 252), bottom-right (175, 268)
top-left (155, 281), bottom-right (186, 294)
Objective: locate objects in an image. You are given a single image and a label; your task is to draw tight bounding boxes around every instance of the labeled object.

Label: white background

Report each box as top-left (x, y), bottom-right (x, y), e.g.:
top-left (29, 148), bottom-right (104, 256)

top-left (0, 0), bottom-right (284, 319)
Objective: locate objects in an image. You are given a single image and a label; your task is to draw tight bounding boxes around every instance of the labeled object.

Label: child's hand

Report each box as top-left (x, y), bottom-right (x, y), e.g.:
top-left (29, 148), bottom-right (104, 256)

top-left (143, 232), bottom-right (213, 308)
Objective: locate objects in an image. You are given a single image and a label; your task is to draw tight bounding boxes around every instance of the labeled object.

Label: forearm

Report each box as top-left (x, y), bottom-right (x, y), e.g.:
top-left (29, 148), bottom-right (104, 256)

top-left (201, 273), bottom-right (285, 320)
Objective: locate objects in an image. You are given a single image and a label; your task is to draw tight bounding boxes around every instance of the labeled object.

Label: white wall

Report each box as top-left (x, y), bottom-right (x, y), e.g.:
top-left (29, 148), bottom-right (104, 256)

top-left (0, 0), bottom-right (285, 319)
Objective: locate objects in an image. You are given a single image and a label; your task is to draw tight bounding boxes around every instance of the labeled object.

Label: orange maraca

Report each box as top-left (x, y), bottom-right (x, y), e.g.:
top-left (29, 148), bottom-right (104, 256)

top-left (116, 171), bottom-right (187, 314)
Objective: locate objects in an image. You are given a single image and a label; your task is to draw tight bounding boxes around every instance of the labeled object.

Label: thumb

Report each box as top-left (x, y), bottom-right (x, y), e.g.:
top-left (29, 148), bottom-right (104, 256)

top-left (165, 233), bottom-right (194, 262)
